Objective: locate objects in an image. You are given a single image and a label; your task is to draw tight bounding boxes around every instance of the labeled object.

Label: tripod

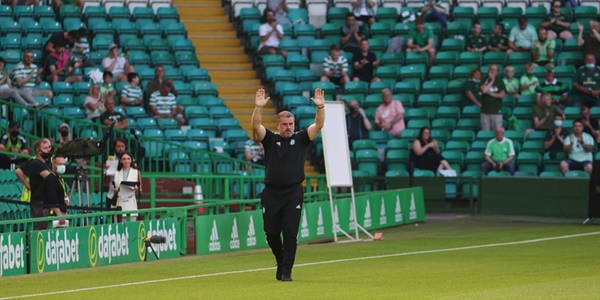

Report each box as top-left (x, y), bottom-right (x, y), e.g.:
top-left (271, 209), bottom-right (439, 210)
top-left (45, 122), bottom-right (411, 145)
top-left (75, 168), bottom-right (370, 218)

top-left (144, 238), bottom-right (159, 261)
top-left (70, 158), bottom-right (92, 224)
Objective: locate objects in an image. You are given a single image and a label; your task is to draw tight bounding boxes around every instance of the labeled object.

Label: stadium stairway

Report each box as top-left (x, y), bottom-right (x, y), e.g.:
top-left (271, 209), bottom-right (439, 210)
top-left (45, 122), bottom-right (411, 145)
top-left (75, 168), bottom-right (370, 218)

top-left (174, 0), bottom-right (277, 135)
top-left (174, 0), bottom-right (319, 176)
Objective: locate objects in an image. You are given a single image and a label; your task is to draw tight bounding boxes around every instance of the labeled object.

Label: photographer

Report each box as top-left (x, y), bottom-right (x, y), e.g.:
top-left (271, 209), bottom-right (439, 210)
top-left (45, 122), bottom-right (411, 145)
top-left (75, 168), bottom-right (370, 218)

top-left (112, 152), bottom-right (141, 222)
top-left (15, 138), bottom-right (53, 228)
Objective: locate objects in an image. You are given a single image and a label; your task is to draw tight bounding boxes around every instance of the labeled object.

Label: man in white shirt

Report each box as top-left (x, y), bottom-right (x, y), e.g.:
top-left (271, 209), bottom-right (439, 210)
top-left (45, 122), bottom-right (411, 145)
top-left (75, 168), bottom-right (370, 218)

top-left (258, 9), bottom-right (288, 58)
top-left (560, 119), bottom-right (595, 175)
top-left (509, 16), bottom-right (538, 52)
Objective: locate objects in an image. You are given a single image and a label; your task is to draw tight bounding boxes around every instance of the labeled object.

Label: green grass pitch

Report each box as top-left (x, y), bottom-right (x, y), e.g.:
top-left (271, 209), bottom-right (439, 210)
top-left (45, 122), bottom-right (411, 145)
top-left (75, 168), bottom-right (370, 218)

top-left (2, 216), bottom-right (600, 299)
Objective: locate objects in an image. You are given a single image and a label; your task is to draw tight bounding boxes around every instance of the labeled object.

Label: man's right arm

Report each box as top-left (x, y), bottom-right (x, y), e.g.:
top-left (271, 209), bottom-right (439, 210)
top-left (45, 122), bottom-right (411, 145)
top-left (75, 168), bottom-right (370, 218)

top-left (252, 89), bottom-right (268, 142)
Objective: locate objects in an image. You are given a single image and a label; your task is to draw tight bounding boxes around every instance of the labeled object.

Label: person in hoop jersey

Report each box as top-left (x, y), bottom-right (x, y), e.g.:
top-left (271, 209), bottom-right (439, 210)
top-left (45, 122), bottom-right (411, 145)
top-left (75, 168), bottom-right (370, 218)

top-left (251, 88), bottom-right (325, 281)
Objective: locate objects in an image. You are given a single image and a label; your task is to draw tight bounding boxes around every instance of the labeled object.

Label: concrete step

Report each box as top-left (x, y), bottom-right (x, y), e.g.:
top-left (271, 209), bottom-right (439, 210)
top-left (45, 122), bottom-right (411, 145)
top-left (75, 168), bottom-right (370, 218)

top-left (212, 78), bottom-right (261, 85)
top-left (193, 38), bottom-right (241, 48)
top-left (177, 7), bottom-right (226, 18)
top-left (183, 22), bottom-right (234, 32)
top-left (202, 63), bottom-right (254, 70)
top-left (205, 69), bottom-right (258, 81)
top-left (197, 54), bottom-right (249, 64)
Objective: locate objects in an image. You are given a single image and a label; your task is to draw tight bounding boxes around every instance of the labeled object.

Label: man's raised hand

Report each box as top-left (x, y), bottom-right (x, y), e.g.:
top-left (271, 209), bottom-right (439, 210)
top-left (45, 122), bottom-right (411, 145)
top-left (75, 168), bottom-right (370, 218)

top-left (255, 88), bottom-right (270, 107)
top-left (311, 88), bottom-right (325, 107)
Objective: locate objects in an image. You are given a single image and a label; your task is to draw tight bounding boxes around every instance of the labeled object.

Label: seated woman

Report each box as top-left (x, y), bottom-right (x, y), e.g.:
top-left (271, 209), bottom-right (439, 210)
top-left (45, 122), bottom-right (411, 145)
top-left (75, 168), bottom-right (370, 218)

top-left (410, 127), bottom-right (453, 174)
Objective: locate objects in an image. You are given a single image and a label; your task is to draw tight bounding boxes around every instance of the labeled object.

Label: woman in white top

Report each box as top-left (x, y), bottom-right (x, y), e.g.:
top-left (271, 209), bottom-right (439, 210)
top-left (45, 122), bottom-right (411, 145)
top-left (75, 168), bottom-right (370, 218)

top-left (113, 152), bottom-right (142, 222)
top-left (84, 84), bottom-right (105, 120)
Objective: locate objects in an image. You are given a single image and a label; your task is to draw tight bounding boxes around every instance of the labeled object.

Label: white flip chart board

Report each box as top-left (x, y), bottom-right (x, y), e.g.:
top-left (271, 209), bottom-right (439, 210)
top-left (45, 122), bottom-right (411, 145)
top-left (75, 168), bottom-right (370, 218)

top-left (322, 101), bottom-right (353, 187)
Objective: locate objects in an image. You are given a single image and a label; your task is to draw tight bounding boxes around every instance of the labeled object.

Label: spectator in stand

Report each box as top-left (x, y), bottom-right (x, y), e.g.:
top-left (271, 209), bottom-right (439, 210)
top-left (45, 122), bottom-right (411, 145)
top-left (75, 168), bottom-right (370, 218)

top-left (544, 114), bottom-right (569, 159)
top-left (145, 64), bottom-right (178, 107)
top-left (532, 92), bottom-right (564, 131)
top-left (560, 119), bottom-right (595, 175)
top-left (375, 88), bottom-right (404, 138)
top-left (346, 99), bottom-right (371, 149)
top-left (351, 0), bottom-right (376, 25)
top-left (149, 80), bottom-right (186, 126)
top-left (488, 22), bottom-right (511, 54)
top-left (464, 68), bottom-right (483, 107)
top-left (320, 44), bottom-right (350, 86)
top-left (71, 28), bottom-right (93, 67)
top-left (577, 20), bottom-right (600, 64)
top-left (340, 14), bottom-right (363, 54)
top-left (12, 49), bottom-right (53, 101)
top-left (531, 27), bottom-right (556, 67)
top-left (542, 1), bottom-right (573, 41)
top-left (244, 139), bottom-right (265, 165)
top-left (102, 43), bottom-right (134, 83)
top-left (258, 9), bottom-right (287, 59)
top-left (267, 0), bottom-right (290, 25)
top-left (508, 16), bottom-right (538, 52)
top-left (0, 121), bottom-right (30, 169)
top-left (535, 65), bottom-right (568, 106)
top-left (352, 39), bottom-right (380, 82)
top-left (520, 63), bottom-right (539, 96)
top-left (44, 40), bottom-right (82, 84)
top-left (562, 0), bottom-right (577, 8)
top-left (410, 126), bottom-right (453, 174)
top-left (84, 84), bottom-right (105, 121)
top-left (56, 123), bottom-right (72, 145)
top-left (99, 71), bottom-right (117, 99)
top-left (0, 57), bottom-right (43, 107)
top-left (100, 97), bottom-right (129, 130)
top-left (579, 105), bottom-right (600, 143)
top-left (480, 64), bottom-right (506, 130)
top-left (419, 0), bottom-right (448, 31)
top-left (120, 72), bottom-right (144, 109)
top-left (467, 21), bottom-right (487, 52)
top-left (503, 65), bottom-right (520, 101)
top-left (573, 54), bottom-right (600, 107)
top-left (406, 16), bottom-right (436, 66)
top-left (52, 0), bottom-right (84, 15)
top-left (481, 126), bottom-right (516, 175)
top-left (43, 29), bottom-right (79, 62)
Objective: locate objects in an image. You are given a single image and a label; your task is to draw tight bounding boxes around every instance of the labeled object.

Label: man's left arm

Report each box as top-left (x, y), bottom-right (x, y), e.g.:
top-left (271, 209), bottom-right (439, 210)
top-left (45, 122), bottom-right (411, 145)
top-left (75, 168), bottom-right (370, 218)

top-left (307, 88), bottom-right (325, 140)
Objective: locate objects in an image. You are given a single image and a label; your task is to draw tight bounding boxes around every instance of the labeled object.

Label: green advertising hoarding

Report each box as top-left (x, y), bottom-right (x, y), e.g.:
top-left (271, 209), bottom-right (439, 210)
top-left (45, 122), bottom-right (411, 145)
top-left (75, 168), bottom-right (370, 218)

top-left (196, 188), bottom-right (425, 255)
top-left (30, 219), bottom-right (182, 274)
top-left (0, 232), bottom-right (27, 277)
top-left (196, 211), bottom-right (268, 255)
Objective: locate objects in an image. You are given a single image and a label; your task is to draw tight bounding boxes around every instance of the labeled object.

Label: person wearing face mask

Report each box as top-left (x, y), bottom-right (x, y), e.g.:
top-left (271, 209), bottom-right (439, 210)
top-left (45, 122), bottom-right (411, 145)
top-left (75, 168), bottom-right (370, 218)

top-left (56, 123), bottom-right (72, 145)
top-left (0, 121), bottom-right (31, 169)
top-left (43, 154), bottom-right (69, 217)
top-left (464, 68), bottom-right (483, 107)
top-left (252, 88), bottom-right (325, 282)
top-left (15, 138), bottom-right (53, 228)
top-left (573, 54), bottom-right (600, 107)
top-left (544, 114), bottom-right (569, 159)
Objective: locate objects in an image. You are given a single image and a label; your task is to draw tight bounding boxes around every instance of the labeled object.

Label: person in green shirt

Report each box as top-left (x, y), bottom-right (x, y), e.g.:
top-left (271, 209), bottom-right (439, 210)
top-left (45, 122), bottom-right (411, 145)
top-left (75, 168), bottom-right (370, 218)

top-left (532, 92), bottom-right (564, 131)
top-left (503, 65), bottom-right (520, 101)
top-left (406, 16), bottom-right (436, 66)
top-left (573, 54), bottom-right (600, 107)
top-left (488, 22), bottom-right (511, 54)
top-left (541, 0), bottom-right (573, 40)
top-left (467, 21), bottom-right (487, 52)
top-left (532, 27), bottom-right (556, 66)
top-left (520, 63), bottom-right (539, 96)
top-left (481, 126), bottom-right (516, 175)
top-left (464, 68), bottom-right (482, 107)
top-left (480, 64), bottom-right (506, 130)
top-left (535, 66), bottom-right (568, 106)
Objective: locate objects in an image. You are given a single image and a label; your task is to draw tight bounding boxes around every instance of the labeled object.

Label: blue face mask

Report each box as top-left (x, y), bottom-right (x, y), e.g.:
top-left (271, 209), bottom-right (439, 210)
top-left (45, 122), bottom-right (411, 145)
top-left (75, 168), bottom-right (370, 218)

top-left (586, 63), bottom-right (596, 69)
top-left (56, 165), bottom-right (66, 175)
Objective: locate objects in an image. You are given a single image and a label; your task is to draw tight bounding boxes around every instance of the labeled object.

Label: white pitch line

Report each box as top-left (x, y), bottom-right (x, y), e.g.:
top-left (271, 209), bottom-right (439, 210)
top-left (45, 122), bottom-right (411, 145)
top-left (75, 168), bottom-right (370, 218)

top-left (3, 231), bottom-right (600, 299)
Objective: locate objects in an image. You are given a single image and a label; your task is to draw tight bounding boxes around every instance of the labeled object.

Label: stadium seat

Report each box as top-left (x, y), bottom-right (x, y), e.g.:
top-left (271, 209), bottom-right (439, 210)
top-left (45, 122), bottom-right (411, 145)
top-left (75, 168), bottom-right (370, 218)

top-left (355, 149), bottom-right (380, 176)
